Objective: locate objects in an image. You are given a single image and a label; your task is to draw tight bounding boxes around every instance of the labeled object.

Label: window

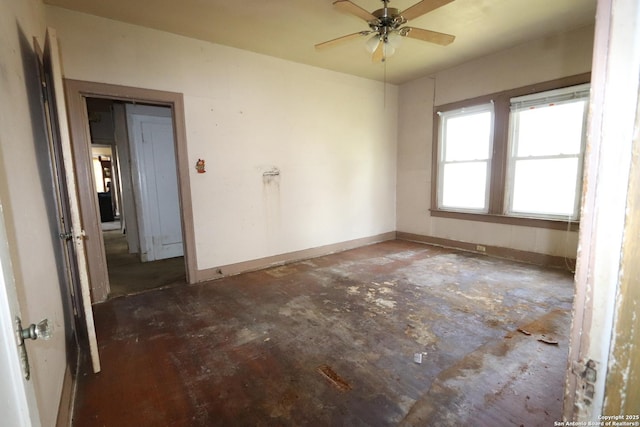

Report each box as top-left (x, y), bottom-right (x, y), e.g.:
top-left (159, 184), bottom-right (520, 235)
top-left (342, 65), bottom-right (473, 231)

top-left (506, 84), bottom-right (589, 220)
top-left (438, 103), bottom-right (494, 212)
top-left (432, 74), bottom-right (590, 229)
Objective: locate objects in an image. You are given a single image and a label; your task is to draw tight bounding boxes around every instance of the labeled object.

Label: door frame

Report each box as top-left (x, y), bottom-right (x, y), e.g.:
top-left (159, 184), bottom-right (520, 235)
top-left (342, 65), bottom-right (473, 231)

top-left (563, 0), bottom-right (640, 420)
top-left (64, 79), bottom-right (197, 303)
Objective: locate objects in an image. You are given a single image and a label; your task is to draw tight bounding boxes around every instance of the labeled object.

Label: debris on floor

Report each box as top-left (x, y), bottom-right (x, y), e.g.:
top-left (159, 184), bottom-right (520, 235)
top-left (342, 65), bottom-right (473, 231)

top-left (317, 364), bottom-right (352, 392)
top-left (413, 352), bottom-right (427, 364)
top-left (518, 327), bottom-right (559, 345)
top-left (538, 335), bottom-right (559, 345)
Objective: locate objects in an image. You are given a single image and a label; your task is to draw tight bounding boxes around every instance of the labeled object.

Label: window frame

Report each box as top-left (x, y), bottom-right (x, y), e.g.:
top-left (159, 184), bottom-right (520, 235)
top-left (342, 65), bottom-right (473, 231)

top-left (505, 84), bottom-right (590, 220)
top-left (437, 102), bottom-right (495, 213)
top-left (430, 73), bottom-right (590, 231)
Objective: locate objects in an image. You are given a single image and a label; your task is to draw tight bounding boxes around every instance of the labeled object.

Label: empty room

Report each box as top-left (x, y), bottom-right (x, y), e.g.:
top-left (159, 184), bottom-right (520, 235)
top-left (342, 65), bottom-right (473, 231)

top-left (1, 0), bottom-right (639, 426)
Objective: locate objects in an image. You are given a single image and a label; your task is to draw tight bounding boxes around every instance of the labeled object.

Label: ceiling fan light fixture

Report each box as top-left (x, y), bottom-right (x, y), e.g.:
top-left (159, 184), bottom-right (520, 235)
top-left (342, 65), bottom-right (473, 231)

top-left (365, 34), bottom-right (381, 53)
top-left (383, 40), bottom-right (396, 58)
top-left (387, 31), bottom-right (403, 48)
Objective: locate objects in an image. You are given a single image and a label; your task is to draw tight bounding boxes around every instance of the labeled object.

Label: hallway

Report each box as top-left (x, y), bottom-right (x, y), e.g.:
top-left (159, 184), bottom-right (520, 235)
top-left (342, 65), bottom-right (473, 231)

top-left (103, 227), bottom-right (185, 298)
top-left (74, 240), bottom-right (574, 426)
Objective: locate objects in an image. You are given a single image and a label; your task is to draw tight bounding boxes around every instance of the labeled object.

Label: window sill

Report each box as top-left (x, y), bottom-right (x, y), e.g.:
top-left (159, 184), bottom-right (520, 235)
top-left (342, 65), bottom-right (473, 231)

top-left (429, 209), bottom-right (579, 231)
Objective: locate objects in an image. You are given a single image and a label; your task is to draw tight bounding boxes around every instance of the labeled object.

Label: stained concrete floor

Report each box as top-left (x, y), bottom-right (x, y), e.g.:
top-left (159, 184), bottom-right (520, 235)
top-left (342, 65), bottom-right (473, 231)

top-left (103, 229), bottom-right (186, 298)
top-left (74, 240), bottom-right (574, 426)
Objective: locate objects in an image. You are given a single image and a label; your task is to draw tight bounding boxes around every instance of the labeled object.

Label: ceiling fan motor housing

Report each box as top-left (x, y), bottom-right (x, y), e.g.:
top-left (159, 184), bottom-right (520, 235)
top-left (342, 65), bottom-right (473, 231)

top-left (369, 7), bottom-right (407, 41)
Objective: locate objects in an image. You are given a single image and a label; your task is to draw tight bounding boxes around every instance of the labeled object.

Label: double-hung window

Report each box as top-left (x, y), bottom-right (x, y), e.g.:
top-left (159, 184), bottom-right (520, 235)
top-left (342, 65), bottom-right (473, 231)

top-left (432, 74), bottom-right (590, 229)
top-left (437, 103), bottom-right (494, 212)
top-left (506, 84), bottom-right (589, 220)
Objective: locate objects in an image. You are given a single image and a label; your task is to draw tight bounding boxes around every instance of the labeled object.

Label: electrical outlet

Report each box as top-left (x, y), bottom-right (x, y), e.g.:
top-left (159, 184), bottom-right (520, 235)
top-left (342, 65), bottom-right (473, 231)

top-left (476, 245), bottom-right (486, 252)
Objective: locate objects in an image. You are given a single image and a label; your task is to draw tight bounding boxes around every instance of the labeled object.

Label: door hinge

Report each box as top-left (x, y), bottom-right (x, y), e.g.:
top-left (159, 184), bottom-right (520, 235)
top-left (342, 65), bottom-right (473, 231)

top-left (59, 231), bottom-right (73, 241)
top-left (60, 230), bottom-right (86, 241)
top-left (571, 358), bottom-right (598, 416)
top-left (40, 79), bottom-right (49, 104)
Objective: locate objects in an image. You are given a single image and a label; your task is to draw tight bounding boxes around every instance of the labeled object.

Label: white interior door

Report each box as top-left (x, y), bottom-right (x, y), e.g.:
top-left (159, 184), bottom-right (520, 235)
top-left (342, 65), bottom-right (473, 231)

top-left (126, 104), bottom-right (183, 262)
top-left (43, 28), bottom-right (101, 373)
top-left (0, 213), bottom-right (40, 427)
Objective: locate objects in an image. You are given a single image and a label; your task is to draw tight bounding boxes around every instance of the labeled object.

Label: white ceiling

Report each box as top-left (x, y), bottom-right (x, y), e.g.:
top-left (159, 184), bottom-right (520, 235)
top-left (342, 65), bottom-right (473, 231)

top-left (43, 0), bottom-right (597, 84)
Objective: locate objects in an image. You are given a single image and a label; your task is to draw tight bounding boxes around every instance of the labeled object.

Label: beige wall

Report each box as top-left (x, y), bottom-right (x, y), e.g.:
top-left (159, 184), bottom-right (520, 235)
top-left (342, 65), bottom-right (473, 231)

top-left (46, 7), bottom-right (398, 271)
top-left (397, 25), bottom-right (595, 258)
top-left (0, 0), bottom-right (73, 425)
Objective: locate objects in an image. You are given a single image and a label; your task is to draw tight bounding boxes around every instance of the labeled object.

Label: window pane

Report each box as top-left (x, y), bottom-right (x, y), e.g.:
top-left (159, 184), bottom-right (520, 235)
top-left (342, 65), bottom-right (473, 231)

top-left (511, 158), bottom-right (579, 217)
top-left (442, 162), bottom-right (487, 210)
top-left (514, 101), bottom-right (585, 157)
top-left (445, 111), bottom-right (492, 161)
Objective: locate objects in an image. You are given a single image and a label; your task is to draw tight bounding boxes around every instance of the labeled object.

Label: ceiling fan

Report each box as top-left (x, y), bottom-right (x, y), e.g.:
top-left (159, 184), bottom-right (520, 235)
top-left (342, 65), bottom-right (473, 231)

top-left (315, 0), bottom-right (456, 62)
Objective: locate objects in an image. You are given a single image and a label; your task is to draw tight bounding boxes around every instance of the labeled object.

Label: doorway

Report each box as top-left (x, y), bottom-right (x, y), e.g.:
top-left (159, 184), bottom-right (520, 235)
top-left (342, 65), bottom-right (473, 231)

top-left (64, 80), bottom-right (197, 304)
top-left (85, 98), bottom-right (186, 298)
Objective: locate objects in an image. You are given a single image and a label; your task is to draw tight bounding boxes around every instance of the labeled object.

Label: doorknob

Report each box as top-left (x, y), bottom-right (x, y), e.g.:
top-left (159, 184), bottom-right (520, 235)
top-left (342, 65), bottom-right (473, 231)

top-left (15, 317), bottom-right (52, 380)
top-left (18, 318), bottom-right (52, 341)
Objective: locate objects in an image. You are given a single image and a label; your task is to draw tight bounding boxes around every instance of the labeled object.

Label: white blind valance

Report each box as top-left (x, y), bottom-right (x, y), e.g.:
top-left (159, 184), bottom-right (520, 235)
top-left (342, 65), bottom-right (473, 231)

top-left (510, 83), bottom-right (590, 111)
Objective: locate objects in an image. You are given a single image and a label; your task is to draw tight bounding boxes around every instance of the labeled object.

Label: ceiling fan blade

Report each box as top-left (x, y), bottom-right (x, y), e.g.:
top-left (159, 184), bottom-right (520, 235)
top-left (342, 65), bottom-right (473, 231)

top-left (315, 32), bottom-right (368, 50)
top-left (333, 0), bottom-right (377, 22)
top-left (372, 41), bottom-right (385, 63)
top-left (403, 27), bottom-right (455, 46)
top-left (401, 0), bottom-right (454, 21)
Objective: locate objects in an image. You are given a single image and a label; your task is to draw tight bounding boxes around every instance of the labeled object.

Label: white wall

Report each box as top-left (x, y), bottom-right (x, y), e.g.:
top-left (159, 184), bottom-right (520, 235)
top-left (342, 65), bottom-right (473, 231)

top-left (397, 25), bottom-right (594, 258)
top-left (46, 7), bottom-right (398, 271)
top-left (0, 0), bottom-right (74, 425)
